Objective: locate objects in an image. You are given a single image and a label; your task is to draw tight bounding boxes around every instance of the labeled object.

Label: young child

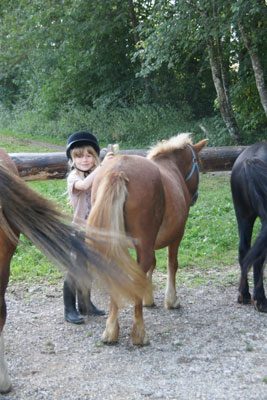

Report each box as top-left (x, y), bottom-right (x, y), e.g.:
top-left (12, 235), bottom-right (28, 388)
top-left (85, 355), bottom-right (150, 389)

top-left (64, 131), bottom-right (112, 324)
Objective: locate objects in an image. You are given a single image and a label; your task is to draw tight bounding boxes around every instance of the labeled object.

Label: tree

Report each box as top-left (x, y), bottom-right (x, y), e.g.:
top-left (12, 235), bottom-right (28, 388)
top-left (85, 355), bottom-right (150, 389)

top-left (232, 0), bottom-right (267, 117)
top-left (134, 0), bottom-right (244, 143)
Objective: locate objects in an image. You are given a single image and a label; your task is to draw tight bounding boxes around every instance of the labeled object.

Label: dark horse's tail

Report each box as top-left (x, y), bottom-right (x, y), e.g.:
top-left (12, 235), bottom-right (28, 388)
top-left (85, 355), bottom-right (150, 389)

top-left (0, 164), bottom-right (146, 301)
top-left (242, 158), bottom-right (267, 272)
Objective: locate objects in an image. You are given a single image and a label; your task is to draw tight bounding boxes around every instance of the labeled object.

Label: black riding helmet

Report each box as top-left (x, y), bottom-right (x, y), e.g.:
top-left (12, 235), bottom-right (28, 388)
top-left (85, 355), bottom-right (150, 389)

top-left (66, 131), bottom-right (100, 159)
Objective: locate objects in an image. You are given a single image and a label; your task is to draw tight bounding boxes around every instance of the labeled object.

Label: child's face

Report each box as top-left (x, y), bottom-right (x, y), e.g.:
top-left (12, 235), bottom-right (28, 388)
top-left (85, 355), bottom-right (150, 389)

top-left (72, 148), bottom-right (96, 172)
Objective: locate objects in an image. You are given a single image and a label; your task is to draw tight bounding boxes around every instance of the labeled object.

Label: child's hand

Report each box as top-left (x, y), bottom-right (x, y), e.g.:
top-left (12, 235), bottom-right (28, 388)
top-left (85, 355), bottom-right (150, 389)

top-left (101, 151), bottom-right (114, 165)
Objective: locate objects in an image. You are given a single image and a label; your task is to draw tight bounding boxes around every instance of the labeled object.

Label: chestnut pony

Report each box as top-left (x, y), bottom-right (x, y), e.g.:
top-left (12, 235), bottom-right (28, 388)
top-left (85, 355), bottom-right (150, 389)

top-left (231, 141), bottom-right (267, 313)
top-left (89, 133), bottom-right (207, 345)
top-left (0, 149), bottom-right (148, 394)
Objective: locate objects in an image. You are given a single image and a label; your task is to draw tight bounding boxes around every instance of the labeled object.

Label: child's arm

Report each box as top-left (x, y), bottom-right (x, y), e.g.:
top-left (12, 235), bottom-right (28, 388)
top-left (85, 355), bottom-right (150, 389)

top-left (74, 152), bottom-right (114, 191)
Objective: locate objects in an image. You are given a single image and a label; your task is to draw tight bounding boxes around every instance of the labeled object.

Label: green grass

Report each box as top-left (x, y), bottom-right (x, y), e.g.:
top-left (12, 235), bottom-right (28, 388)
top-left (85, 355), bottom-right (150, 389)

top-left (0, 130), bottom-right (64, 152)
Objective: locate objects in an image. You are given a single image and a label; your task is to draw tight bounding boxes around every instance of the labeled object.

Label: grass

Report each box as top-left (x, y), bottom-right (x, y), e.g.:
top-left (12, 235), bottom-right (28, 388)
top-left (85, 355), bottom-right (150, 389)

top-left (0, 130), bottom-right (64, 152)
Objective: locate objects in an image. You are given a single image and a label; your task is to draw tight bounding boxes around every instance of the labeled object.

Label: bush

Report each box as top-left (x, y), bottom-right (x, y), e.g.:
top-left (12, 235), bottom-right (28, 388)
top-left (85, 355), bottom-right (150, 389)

top-left (1, 103), bottom-right (265, 148)
top-left (0, 103), bottom-right (197, 148)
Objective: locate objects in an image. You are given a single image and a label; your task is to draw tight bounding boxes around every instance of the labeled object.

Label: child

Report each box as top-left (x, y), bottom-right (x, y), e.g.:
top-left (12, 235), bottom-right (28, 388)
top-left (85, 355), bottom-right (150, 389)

top-left (64, 131), bottom-right (112, 324)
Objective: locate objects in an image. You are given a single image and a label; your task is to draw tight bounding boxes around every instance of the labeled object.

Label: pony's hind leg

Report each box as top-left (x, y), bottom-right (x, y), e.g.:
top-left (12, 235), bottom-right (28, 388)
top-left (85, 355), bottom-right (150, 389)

top-left (131, 300), bottom-right (149, 346)
top-left (142, 254), bottom-right (156, 307)
top-left (165, 240), bottom-right (180, 309)
top-left (129, 247), bottom-right (154, 345)
top-left (102, 299), bottom-right (119, 344)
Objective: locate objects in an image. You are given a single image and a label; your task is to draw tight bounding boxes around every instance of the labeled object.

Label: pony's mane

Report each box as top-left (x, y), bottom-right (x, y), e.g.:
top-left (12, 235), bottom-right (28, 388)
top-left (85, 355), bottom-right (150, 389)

top-left (147, 133), bottom-right (193, 160)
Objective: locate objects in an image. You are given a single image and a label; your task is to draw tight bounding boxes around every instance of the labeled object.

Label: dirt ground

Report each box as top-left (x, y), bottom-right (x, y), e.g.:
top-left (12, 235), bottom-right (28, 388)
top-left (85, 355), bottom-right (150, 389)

top-left (2, 269), bottom-right (267, 400)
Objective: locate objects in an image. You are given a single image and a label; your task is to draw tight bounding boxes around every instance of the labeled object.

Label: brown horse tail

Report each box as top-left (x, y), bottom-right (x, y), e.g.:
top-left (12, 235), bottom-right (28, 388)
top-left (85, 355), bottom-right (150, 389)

top-left (88, 170), bottom-right (150, 303)
top-left (0, 164), bottom-right (144, 300)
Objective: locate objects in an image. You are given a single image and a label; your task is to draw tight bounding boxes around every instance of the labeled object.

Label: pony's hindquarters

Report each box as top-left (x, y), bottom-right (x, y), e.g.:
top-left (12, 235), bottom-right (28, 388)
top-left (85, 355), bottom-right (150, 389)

top-left (89, 169), bottom-right (149, 303)
top-left (89, 169), bottom-right (150, 344)
top-left (0, 332), bottom-right (12, 394)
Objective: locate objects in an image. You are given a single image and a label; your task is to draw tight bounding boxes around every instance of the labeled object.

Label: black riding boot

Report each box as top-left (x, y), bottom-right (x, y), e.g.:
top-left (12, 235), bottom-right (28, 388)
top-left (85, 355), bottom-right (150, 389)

top-left (63, 281), bottom-right (84, 324)
top-left (77, 290), bottom-right (105, 316)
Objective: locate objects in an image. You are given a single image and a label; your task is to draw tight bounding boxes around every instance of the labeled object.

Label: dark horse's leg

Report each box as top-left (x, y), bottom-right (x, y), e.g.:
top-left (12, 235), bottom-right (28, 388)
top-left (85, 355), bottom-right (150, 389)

top-left (0, 233), bottom-right (17, 394)
top-left (252, 250), bottom-right (267, 312)
top-left (237, 216), bottom-right (255, 305)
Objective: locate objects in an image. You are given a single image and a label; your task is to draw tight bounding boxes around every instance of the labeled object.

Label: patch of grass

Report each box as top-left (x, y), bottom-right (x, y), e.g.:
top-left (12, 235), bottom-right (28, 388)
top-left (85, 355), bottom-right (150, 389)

top-left (245, 342), bottom-right (254, 352)
top-left (0, 130), bottom-right (64, 152)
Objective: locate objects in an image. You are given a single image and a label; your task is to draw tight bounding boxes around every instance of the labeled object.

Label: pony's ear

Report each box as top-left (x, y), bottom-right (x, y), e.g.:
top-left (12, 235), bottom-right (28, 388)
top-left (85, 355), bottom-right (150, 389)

top-left (194, 139), bottom-right (208, 153)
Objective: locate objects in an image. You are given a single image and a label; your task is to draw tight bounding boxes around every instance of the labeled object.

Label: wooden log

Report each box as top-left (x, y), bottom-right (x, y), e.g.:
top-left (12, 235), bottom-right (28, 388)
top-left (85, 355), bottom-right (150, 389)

top-left (10, 152), bottom-right (68, 181)
top-left (198, 146), bottom-right (247, 172)
top-left (9, 146), bottom-right (247, 180)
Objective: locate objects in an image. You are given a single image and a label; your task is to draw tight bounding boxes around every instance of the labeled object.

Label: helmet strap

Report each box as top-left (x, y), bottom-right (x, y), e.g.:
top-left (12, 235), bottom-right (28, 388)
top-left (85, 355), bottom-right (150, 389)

top-left (74, 165), bottom-right (93, 177)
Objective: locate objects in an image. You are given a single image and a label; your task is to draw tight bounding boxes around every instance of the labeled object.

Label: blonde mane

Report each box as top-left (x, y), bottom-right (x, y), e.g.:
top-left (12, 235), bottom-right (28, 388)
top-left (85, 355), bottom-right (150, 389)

top-left (147, 133), bottom-right (193, 160)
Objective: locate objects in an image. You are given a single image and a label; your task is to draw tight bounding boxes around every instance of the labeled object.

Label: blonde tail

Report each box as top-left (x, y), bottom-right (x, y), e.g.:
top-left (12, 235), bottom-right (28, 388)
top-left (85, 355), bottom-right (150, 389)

top-left (88, 170), bottom-right (149, 303)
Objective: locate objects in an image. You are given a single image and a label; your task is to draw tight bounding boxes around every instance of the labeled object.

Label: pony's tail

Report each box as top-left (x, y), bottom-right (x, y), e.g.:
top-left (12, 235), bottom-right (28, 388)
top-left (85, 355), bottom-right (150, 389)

top-left (242, 158), bottom-right (267, 273)
top-left (88, 170), bottom-right (150, 303)
top-left (0, 164), bottom-right (142, 299)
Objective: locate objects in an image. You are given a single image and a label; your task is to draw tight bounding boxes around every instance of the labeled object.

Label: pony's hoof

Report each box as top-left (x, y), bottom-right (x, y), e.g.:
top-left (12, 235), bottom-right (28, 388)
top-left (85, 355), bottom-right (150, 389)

top-left (142, 293), bottom-right (155, 307)
top-left (101, 327), bottom-right (119, 344)
top-left (132, 332), bottom-right (150, 346)
top-left (164, 299), bottom-right (181, 309)
top-left (0, 381), bottom-right (12, 395)
top-left (131, 323), bottom-right (149, 346)
top-left (101, 336), bottom-right (118, 345)
top-left (0, 385), bottom-right (12, 395)
top-left (237, 293), bottom-right (251, 305)
top-left (253, 299), bottom-right (267, 313)
top-left (143, 301), bottom-right (156, 308)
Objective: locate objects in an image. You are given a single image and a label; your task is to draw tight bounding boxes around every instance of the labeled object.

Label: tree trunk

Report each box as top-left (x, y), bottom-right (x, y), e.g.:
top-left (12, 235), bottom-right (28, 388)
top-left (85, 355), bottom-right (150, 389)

top-left (239, 23), bottom-right (267, 117)
top-left (208, 41), bottom-right (242, 144)
top-left (128, 0), bottom-right (140, 44)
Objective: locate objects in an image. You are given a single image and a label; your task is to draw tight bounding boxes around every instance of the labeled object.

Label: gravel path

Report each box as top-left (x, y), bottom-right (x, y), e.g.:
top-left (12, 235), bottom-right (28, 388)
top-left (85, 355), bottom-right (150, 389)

top-left (3, 270), bottom-right (267, 400)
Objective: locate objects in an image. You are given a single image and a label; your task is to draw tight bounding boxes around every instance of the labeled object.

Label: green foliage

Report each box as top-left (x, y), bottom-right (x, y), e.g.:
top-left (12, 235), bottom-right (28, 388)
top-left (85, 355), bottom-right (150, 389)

top-left (0, 0), bottom-right (266, 145)
top-left (0, 103), bottom-right (196, 147)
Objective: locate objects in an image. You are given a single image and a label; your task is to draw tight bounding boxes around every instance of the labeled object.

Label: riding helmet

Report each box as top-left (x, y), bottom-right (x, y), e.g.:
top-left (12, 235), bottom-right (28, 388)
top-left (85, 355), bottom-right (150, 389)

top-left (66, 131), bottom-right (100, 159)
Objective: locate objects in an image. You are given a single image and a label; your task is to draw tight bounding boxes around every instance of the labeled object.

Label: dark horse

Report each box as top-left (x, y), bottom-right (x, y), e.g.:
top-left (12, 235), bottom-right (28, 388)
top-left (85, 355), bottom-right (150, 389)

top-left (88, 133), bottom-right (207, 345)
top-left (0, 149), bottom-right (148, 394)
top-left (231, 141), bottom-right (267, 313)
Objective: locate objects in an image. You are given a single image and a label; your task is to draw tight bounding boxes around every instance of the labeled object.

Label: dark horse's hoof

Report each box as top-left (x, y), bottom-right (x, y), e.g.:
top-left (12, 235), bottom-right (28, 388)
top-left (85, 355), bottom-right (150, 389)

top-left (237, 293), bottom-right (251, 305)
top-left (253, 299), bottom-right (267, 313)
